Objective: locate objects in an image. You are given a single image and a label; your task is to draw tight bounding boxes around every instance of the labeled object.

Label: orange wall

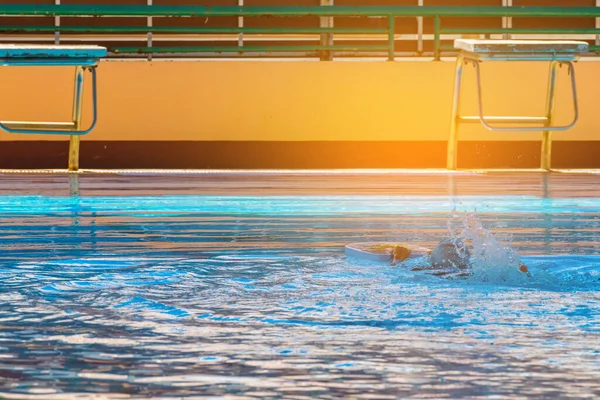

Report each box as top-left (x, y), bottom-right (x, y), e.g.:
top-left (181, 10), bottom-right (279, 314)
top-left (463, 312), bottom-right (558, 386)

top-left (0, 58), bottom-right (598, 142)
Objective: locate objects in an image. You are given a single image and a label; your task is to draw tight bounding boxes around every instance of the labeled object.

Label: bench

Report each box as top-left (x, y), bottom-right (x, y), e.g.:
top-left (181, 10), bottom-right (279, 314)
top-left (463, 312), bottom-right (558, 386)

top-left (447, 39), bottom-right (589, 170)
top-left (0, 44), bottom-right (107, 171)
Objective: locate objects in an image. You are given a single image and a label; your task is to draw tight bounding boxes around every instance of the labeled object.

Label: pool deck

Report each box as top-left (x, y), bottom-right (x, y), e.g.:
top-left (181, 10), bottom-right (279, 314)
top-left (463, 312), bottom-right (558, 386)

top-left (2, 168), bottom-right (600, 174)
top-left (1, 169), bottom-right (599, 198)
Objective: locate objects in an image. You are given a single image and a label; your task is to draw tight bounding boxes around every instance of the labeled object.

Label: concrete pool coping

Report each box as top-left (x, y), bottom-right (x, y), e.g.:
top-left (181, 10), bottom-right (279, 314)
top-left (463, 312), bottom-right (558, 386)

top-left (1, 168), bottom-right (600, 175)
top-left (1, 169), bottom-right (598, 198)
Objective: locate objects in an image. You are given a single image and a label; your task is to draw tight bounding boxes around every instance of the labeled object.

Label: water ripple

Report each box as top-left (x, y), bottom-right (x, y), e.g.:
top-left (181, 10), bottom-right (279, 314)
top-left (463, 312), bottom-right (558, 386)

top-left (0, 173), bottom-right (598, 398)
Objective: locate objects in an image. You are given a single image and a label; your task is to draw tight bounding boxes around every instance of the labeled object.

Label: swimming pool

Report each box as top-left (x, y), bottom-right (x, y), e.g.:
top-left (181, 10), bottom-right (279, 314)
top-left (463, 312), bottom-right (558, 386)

top-left (0, 171), bottom-right (598, 398)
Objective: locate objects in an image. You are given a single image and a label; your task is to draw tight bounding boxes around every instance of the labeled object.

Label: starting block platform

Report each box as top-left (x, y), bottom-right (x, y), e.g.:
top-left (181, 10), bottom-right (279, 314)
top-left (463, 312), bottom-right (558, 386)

top-left (0, 44), bottom-right (107, 171)
top-left (454, 39), bottom-right (588, 61)
top-left (447, 39), bottom-right (589, 171)
top-left (0, 44), bottom-right (106, 66)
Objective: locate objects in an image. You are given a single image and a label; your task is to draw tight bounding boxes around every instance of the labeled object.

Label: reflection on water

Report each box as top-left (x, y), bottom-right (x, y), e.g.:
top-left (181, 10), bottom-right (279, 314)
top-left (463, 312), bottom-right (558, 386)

top-left (0, 173), bottom-right (598, 399)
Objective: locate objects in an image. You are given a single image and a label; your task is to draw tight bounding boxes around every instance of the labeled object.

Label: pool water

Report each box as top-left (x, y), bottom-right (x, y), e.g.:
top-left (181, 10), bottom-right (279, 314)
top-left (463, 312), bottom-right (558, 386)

top-left (0, 172), bottom-right (598, 399)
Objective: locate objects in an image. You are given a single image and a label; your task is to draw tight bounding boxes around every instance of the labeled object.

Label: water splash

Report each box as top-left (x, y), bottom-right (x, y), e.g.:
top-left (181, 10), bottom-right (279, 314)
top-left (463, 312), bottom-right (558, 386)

top-left (437, 214), bottom-right (599, 289)
top-left (457, 214), bottom-right (529, 283)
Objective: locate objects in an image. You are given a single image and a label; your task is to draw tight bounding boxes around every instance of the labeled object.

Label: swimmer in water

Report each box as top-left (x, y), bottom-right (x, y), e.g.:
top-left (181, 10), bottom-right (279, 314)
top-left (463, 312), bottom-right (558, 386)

top-left (391, 237), bottom-right (531, 277)
top-left (390, 245), bottom-right (412, 266)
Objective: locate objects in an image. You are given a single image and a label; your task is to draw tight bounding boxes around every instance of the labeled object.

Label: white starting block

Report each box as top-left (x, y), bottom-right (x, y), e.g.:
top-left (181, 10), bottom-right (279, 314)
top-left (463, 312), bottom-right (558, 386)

top-left (447, 39), bottom-right (589, 171)
top-left (0, 44), bottom-right (107, 171)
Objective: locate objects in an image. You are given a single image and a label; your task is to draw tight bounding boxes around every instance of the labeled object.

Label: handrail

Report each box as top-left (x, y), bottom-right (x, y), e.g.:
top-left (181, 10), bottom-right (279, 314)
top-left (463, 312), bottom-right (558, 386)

top-left (1, 5), bottom-right (600, 18)
top-left (0, 5), bottom-right (599, 60)
top-left (0, 26), bottom-right (389, 34)
top-left (442, 28), bottom-right (600, 34)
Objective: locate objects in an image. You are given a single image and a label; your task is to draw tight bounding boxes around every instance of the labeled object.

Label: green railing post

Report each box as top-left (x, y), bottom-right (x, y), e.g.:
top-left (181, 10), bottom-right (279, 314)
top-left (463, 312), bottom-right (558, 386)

top-left (434, 15), bottom-right (441, 61)
top-left (388, 15), bottom-right (395, 61)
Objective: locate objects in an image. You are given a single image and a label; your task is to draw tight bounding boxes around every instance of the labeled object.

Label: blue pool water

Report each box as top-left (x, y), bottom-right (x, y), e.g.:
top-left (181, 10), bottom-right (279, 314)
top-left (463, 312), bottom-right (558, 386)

top-left (0, 172), bottom-right (598, 398)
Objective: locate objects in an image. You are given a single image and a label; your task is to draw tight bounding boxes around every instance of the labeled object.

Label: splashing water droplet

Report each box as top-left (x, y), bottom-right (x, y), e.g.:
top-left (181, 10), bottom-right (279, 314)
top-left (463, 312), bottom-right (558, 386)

top-left (457, 214), bottom-right (529, 283)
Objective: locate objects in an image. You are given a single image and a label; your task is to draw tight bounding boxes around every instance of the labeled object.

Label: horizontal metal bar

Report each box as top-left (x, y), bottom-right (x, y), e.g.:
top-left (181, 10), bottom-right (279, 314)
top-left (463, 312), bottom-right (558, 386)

top-left (0, 26), bottom-right (389, 35)
top-left (465, 54), bottom-right (582, 62)
top-left (458, 116), bottom-right (549, 124)
top-left (0, 121), bottom-right (75, 129)
top-left (0, 32), bottom-right (595, 44)
top-left (0, 33), bottom-right (394, 42)
top-left (0, 5), bottom-right (599, 18)
top-left (112, 46), bottom-right (586, 60)
top-left (113, 44), bottom-right (391, 54)
top-left (442, 28), bottom-right (600, 35)
top-left (109, 51), bottom-right (418, 58)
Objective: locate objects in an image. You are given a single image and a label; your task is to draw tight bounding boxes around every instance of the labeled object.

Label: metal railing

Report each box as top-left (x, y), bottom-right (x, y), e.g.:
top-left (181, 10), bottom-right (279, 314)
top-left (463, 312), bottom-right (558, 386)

top-left (0, 5), bottom-right (599, 60)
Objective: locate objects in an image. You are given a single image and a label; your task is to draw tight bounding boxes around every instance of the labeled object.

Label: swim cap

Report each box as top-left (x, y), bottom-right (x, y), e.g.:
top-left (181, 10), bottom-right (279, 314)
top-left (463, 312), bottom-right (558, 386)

top-left (430, 238), bottom-right (471, 270)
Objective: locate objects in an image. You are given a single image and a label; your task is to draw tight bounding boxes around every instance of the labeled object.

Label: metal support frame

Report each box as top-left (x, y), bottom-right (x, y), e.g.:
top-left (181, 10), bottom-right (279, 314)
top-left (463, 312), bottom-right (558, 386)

top-left (320, 0), bottom-right (334, 61)
top-left (447, 53), bottom-right (580, 171)
top-left (0, 45), bottom-right (104, 171)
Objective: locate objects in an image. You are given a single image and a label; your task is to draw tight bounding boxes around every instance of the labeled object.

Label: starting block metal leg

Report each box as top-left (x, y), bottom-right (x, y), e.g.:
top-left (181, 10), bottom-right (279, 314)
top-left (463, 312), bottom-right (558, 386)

top-left (448, 39), bottom-right (586, 171)
top-left (447, 53), bottom-right (465, 170)
top-left (68, 66), bottom-right (85, 172)
top-left (541, 61), bottom-right (560, 171)
top-left (448, 58), bottom-right (579, 171)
